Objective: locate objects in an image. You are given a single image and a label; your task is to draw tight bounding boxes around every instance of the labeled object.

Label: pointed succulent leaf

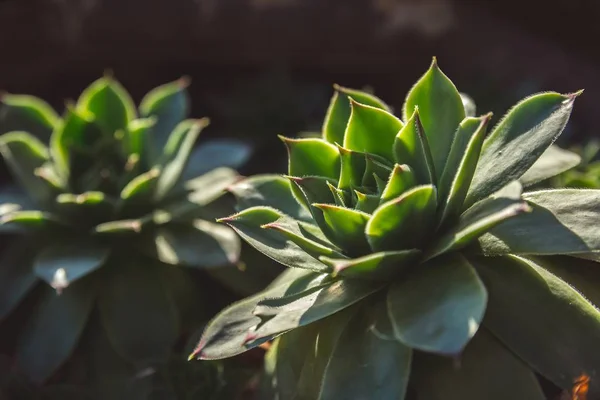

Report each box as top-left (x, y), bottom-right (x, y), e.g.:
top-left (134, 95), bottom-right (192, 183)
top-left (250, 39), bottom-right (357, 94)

top-left (466, 91), bottom-right (579, 206)
top-left (393, 109), bottom-right (436, 185)
top-left (354, 190), bottom-right (380, 214)
top-left (33, 240), bottom-right (109, 293)
top-left (0, 93), bottom-right (58, 140)
top-left (154, 119), bottom-right (208, 200)
top-left (93, 219), bottom-right (144, 235)
top-left (366, 185), bottom-right (437, 252)
top-left (193, 268), bottom-right (325, 360)
top-left (312, 203), bottom-right (371, 254)
top-left (380, 164), bottom-right (416, 203)
top-left (139, 77), bottom-right (190, 163)
top-left (282, 136), bottom-right (341, 180)
top-left (55, 191), bottom-right (115, 222)
top-left (219, 207), bottom-right (332, 273)
top-left (98, 259), bottom-right (179, 363)
top-left (119, 168), bottom-right (160, 203)
top-left (403, 58), bottom-right (465, 174)
top-left (180, 138), bottom-right (252, 181)
top-left (470, 255), bottom-right (600, 396)
top-left (323, 85), bottom-right (391, 145)
top-left (1, 211), bottom-right (68, 230)
top-left (319, 308), bottom-right (412, 400)
top-left (337, 146), bottom-right (367, 190)
top-left (248, 279), bottom-right (383, 344)
top-left (343, 100), bottom-right (403, 161)
top-left (76, 77), bottom-right (136, 134)
top-left (326, 181), bottom-right (347, 207)
top-left (125, 117), bottom-right (155, 158)
top-left (16, 280), bottom-right (95, 383)
top-left (0, 131), bottom-right (53, 204)
top-left (520, 144), bottom-right (581, 186)
top-left (387, 254), bottom-right (487, 354)
top-left (289, 176), bottom-right (337, 233)
top-left (478, 189), bottom-right (600, 255)
top-left (460, 92), bottom-right (477, 117)
top-left (438, 114), bottom-right (491, 222)
top-left (411, 328), bottom-right (545, 400)
top-left (320, 249), bottom-right (421, 281)
top-left (0, 238), bottom-right (38, 320)
top-left (361, 154), bottom-right (393, 188)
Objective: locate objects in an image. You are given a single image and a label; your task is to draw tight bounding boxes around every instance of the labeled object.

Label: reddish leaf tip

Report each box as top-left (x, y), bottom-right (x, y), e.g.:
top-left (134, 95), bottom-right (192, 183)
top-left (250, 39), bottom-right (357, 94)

top-left (177, 76), bottom-right (192, 89)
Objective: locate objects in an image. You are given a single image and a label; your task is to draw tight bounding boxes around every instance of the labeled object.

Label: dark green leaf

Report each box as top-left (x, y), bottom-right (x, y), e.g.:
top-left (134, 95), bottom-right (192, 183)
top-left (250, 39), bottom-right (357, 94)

top-left (0, 238), bottom-right (38, 320)
top-left (354, 190), bottom-right (380, 214)
top-left (312, 204), bottom-right (371, 254)
top-left (0, 93), bottom-right (58, 141)
top-left (393, 109), bottom-right (436, 185)
top-left (55, 191), bottom-right (115, 223)
top-left (320, 249), bottom-right (420, 281)
top-left (466, 91), bottom-right (579, 206)
top-left (119, 168), bottom-right (160, 204)
top-left (387, 254), bottom-right (487, 354)
top-left (125, 117), bottom-right (155, 158)
top-left (380, 164), bottom-right (416, 203)
top-left (337, 146), bottom-right (367, 190)
top-left (93, 218), bottom-right (144, 235)
top-left (402, 58), bottom-right (465, 174)
top-left (282, 136), bottom-right (340, 180)
top-left (179, 138), bottom-right (252, 181)
top-left (361, 154), bottom-right (393, 188)
top-left (520, 144), bottom-right (581, 186)
top-left (1, 211), bottom-right (68, 230)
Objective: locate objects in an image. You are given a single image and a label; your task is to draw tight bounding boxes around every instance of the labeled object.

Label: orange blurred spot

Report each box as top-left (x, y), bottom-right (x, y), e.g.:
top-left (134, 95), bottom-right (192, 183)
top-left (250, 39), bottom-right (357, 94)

top-left (572, 374), bottom-right (590, 400)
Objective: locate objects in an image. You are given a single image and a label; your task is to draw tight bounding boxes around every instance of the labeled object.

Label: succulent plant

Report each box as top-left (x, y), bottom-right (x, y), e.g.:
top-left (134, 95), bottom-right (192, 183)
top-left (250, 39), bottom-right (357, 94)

top-left (551, 139), bottom-right (600, 188)
top-left (0, 76), bottom-right (254, 385)
top-left (192, 59), bottom-right (600, 399)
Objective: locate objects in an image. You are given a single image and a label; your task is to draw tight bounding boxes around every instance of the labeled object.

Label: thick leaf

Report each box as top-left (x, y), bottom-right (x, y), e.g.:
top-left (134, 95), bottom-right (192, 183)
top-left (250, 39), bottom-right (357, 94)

top-left (55, 191), bottom-right (115, 223)
top-left (154, 119), bottom-right (208, 200)
top-left (76, 77), bottom-right (136, 134)
top-left (478, 189), bottom-right (600, 255)
top-left (139, 77), bottom-right (190, 163)
top-left (343, 100), bottom-right (403, 161)
top-left (247, 279), bottom-right (383, 344)
top-left (354, 190), bottom-right (380, 214)
top-left (119, 168), bottom-right (160, 203)
top-left (1, 211), bottom-right (68, 230)
top-left (393, 109), bottom-right (436, 185)
top-left (289, 176), bottom-right (337, 236)
top-left (470, 255), bottom-right (600, 396)
top-left (337, 146), bottom-right (367, 190)
top-left (219, 206), bottom-right (332, 273)
top-left (411, 328), bottom-right (545, 400)
top-left (228, 174), bottom-right (312, 222)
top-left (327, 181), bottom-right (348, 207)
top-left (460, 92), bottom-right (476, 117)
top-left (0, 186), bottom-right (35, 230)
top-left (466, 91), bottom-right (578, 205)
top-left (322, 85), bottom-right (390, 145)
top-left (180, 138), bottom-right (252, 181)
top-left (98, 258), bottom-right (179, 363)
top-left (366, 185), bottom-right (437, 252)
top-left (0, 131), bottom-right (52, 204)
top-left (403, 58), bottom-right (465, 174)
top-left (387, 254), bottom-right (487, 354)
top-left (192, 268), bottom-right (326, 359)
top-left (0, 238), bottom-right (38, 320)
top-left (320, 249), bottom-right (421, 281)
top-left (438, 114), bottom-right (490, 222)
top-left (520, 144), bottom-right (582, 186)
top-left (141, 220), bottom-right (240, 267)
top-left (34, 240), bottom-right (109, 293)
top-left (361, 154), bottom-right (393, 188)
top-left (320, 308), bottom-right (412, 400)
top-left (0, 93), bottom-right (58, 140)
top-left (16, 280), bottom-right (95, 383)
top-left (93, 218), bottom-right (144, 235)
top-left (312, 204), bottom-right (371, 254)
top-left (380, 164), bottom-right (416, 203)
top-left (282, 136), bottom-right (340, 180)
top-left (125, 117), bottom-right (155, 158)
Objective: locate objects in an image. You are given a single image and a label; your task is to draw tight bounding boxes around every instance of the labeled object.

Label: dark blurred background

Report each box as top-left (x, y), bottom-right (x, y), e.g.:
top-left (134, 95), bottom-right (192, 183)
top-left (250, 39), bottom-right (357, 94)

top-left (1, 0), bottom-right (598, 175)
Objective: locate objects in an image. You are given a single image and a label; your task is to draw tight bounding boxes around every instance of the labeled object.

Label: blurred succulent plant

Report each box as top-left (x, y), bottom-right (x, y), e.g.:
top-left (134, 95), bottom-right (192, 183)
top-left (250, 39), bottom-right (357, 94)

top-left (0, 76), bottom-right (254, 385)
top-left (551, 139), bottom-right (600, 188)
top-left (192, 59), bottom-right (600, 399)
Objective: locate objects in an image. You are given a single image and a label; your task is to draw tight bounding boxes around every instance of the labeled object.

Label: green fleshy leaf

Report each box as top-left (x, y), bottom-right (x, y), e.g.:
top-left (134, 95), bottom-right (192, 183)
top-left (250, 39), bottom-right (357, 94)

top-left (460, 92), bottom-right (477, 117)
top-left (55, 191), bottom-right (115, 223)
top-left (119, 168), bottom-right (160, 204)
top-left (393, 109), bottom-right (436, 185)
top-left (466, 91), bottom-right (578, 206)
top-left (387, 254), bottom-right (487, 354)
top-left (354, 190), bottom-right (380, 214)
top-left (438, 114), bottom-right (490, 222)
top-left (219, 206), bottom-right (332, 273)
top-left (0, 94), bottom-right (58, 141)
top-left (0, 186), bottom-right (34, 232)
top-left (193, 268), bottom-right (325, 360)
top-left (411, 328), bottom-right (545, 400)
top-left (320, 249), bottom-right (420, 281)
top-left (478, 189), bottom-right (600, 255)
top-left (520, 144), bottom-right (581, 186)
top-left (312, 203), bottom-right (371, 254)
top-left (180, 138), bottom-right (252, 181)
top-left (366, 185), bottom-right (437, 252)
top-left (139, 78), bottom-right (190, 163)
top-left (125, 117), bottom-right (155, 158)
top-left (282, 136), bottom-right (341, 180)
top-left (319, 307), bottom-right (412, 400)
top-left (403, 58), bottom-right (465, 174)
top-left (289, 175), bottom-right (337, 235)
top-left (337, 146), bottom-right (367, 190)
top-left (361, 154), bottom-right (393, 188)
top-left (33, 240), bottom-right (109, 293)
top-left (380, 164), bottom-right (416, 204)
top-left (1, 211), bottom-right (68, 230)
top-left (470, 255), bottom-right (600, 396)
top-left (322, 85), bottom-right (391, 145)
top-left (327, 181), bottom-right (348, 207)
top-left (154, 119), bottom-right (208, 200)
top-left (0, 238), bottom-right (38, 320)
top-left (98, 258), bottom-right (179, 363)
top-left (343, 100), bottom-right (403, 161)
top-left (247, 279), bottom-right (383, 344)
top-left (76, 77), bottom-right (136, 134)
top-left (141, 220), bottom-right (240, 268)
top-left (16, 280), bottom-right (95, 383)
top-left (93, 219), bottom-right (144, 235)
top-left (228, 174), bottom-right (312, 222)
top-left (0, 131), bottom-right (53, 204)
